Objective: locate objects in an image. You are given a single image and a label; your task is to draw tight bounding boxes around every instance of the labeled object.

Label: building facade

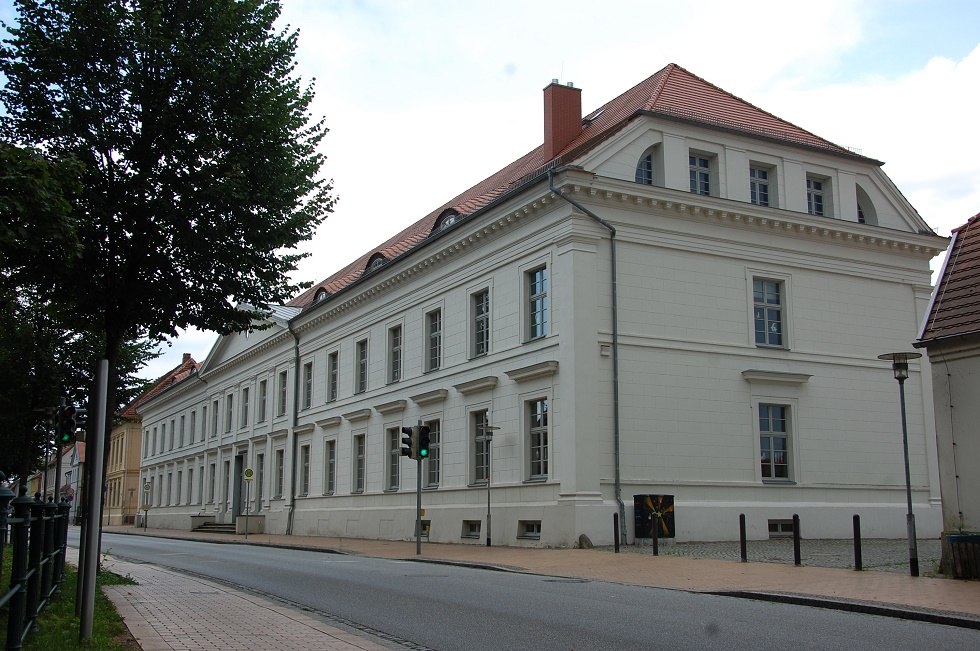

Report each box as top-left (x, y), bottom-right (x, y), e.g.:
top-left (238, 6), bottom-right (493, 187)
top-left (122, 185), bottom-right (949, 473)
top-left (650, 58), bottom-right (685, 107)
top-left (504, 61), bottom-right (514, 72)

top-left (915, 213), bottom-right (980, 570)
top-left (139, 64), bottom-right (946, 546)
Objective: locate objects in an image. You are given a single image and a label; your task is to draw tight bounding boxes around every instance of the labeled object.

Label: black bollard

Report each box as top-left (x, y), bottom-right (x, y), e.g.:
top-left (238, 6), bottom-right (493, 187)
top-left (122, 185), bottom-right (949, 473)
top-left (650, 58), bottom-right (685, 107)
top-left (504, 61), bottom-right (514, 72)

top-left (652, 512), bottom-right (660, 556)
top-left (739, 513), bottom-right (747, 562)
top-left (614, 513), bottom-right (620, 553)
top-left (792, 514), bottom-right (801, 566)
top-left (853, 514), bottom-right (863, 571)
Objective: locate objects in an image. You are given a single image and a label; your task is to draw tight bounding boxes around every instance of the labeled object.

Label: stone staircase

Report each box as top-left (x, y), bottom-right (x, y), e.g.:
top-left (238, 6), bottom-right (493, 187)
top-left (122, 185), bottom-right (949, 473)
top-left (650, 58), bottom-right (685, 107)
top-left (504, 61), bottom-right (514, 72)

top-left (193, 521), bottom-right (237, 534)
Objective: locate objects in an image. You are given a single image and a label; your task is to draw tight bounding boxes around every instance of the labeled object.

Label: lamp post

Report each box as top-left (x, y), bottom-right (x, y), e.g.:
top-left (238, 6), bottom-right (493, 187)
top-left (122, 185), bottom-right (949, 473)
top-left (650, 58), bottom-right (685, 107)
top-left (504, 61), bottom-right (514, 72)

top-left (480, 425), bottom-right (500, 547)
top-left (877, 351), bottom-right (922, 577)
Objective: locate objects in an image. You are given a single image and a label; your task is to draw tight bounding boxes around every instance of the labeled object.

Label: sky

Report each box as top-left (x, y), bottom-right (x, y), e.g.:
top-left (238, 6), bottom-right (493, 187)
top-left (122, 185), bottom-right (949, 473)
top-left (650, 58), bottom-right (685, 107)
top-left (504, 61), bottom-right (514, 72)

top-left (4, 1), bottom-right (980, 380)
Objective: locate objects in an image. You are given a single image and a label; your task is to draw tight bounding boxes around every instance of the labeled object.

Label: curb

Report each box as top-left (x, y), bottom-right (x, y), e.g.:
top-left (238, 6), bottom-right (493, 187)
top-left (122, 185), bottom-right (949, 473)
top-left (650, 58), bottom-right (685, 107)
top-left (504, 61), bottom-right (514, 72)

top-left (713, 590), bottom-right (980, 631)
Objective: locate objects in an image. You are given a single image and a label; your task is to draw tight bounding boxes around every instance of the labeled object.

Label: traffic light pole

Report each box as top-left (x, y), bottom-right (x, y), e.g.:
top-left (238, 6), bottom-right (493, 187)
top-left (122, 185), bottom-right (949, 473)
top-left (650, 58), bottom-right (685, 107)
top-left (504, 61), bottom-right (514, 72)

top-left (416, 457), bottom-right (422, 556)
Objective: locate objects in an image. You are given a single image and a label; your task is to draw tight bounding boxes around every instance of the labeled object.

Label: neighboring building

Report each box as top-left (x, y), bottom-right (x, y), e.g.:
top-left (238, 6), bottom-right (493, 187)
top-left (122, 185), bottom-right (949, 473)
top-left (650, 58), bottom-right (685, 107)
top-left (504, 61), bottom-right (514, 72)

top-left (26, 443), bottom-right (81, 517)
top-left (104, 353), bottom-right (199, 525)
top-left (915, 213), bottom-right (980, 568)
top-left (139, 64), bottom-right (946, 546)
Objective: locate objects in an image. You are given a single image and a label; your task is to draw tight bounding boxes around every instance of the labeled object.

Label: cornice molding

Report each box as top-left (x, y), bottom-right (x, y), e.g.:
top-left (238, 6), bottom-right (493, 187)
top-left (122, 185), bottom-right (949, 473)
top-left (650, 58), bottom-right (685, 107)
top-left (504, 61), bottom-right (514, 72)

top-left (410, 389), bottom-right (449, 406)
top-left (342, 408), bottom-right (372, 422)
top-left (565, 181), bottom-right (946, 259)
top-left (293, 423), bottom-right (315, 435)
top-left (505, 361), bottom-right (559, 383)
top-left (375, 399), bottom-right (407, 415)
top-left (453, 376), bottom-right (499, 396)
top-left (316, 416), bottom-right (342, 429)
top-left (741, 369), bottom-right (812, 385)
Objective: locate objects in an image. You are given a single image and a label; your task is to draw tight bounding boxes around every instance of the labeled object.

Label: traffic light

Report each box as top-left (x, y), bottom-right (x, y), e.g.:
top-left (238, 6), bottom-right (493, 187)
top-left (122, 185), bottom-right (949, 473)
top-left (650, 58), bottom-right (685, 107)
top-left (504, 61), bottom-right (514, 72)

top-left (418, 425), bottom-right (431, 459)
top-left (400, 426), bottom-right (417, 460)
top-left (58, 405), bottom-right (77, 445)
top-left (74, 407), bottom-right (88, 442)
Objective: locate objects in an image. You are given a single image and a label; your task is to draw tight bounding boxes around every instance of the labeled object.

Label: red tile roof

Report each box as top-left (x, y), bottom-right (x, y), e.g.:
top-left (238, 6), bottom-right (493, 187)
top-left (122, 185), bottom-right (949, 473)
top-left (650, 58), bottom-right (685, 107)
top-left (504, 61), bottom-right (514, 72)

top-left (291, 63), bottom-right (869, 309)
top-left (120, 354), bottom-right (199, 419)
top-left (918, 213), bottom-right (980, 344)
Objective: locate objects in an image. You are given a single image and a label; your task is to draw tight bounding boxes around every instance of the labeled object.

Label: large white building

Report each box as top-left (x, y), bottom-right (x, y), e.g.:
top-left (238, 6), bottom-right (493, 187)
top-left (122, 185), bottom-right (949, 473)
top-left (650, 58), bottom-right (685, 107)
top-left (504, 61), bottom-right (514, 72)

top-left (139, 64), bottom-right (947, 546)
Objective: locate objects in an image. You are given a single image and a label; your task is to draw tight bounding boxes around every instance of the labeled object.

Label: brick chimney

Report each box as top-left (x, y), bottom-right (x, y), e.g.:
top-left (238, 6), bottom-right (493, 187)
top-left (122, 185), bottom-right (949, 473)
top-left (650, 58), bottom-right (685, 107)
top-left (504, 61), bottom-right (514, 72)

top-left (182, 353), bottom-right (191, 363)
top-left (543, 80), bottom-right (582, 160)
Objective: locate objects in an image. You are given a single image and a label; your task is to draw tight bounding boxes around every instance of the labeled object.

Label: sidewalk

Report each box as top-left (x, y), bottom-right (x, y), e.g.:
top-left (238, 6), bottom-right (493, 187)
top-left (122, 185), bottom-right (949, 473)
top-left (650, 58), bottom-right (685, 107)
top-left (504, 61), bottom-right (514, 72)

top-left (92, 527), bottom-right (980, 650)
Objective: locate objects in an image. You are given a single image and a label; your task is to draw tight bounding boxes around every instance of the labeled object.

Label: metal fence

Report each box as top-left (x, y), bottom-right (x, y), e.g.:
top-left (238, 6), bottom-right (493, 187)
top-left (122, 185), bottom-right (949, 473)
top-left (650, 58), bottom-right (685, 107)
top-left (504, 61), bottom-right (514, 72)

top-left (1, 485), bottom-right (71, 651)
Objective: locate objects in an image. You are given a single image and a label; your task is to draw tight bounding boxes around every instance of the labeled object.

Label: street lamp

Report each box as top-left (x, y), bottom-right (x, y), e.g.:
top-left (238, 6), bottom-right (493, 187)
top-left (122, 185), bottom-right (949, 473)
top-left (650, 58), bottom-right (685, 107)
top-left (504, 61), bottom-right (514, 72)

top-left (480, 425), bottom-right (500, 547)
top-left (877, 351), bottom-right (922, 577)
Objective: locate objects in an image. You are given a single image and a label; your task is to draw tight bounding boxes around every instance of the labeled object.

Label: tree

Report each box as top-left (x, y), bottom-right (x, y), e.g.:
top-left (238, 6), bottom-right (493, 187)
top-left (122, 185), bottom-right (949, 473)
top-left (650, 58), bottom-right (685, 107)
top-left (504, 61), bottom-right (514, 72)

top-left (1, 0), bottom-right (333, 437)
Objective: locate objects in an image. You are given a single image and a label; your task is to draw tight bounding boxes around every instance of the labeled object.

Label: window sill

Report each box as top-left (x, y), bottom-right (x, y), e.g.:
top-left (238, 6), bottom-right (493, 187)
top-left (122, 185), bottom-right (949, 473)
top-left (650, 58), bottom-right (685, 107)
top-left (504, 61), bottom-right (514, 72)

top-left (761, 479), bottom-right (796, 486)
top-left (524, 477), bottom-right (548, 484)
top-left (468, 481), bottom-right (489, 488)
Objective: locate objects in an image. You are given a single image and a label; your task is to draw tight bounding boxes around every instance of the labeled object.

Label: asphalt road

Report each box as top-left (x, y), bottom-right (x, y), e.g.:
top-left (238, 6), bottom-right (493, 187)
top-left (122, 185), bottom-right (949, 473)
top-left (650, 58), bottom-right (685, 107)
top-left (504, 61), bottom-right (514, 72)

top-left (82, 532), bottom-right (980, 651)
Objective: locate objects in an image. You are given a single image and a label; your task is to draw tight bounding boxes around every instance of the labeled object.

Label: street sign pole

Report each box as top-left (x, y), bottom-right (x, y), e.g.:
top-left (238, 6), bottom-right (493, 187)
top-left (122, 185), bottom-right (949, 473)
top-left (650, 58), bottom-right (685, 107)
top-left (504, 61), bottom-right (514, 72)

top-left (416, 420), bottom-right (422, 556)
top-left (243, 467), bottom-right (254, 541)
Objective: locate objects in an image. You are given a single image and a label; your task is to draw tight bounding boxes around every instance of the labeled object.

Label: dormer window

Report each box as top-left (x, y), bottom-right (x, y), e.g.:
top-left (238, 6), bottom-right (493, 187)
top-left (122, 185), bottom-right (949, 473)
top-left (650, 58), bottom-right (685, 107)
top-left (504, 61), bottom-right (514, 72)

top-left (314, 288), bottom-right (330, 303)
top-left (635, 153), bottom-right (653, 185)
top-left (367, 253), bottom-right (387, 272)
top-left (436, 209), bottom-right (461, 232)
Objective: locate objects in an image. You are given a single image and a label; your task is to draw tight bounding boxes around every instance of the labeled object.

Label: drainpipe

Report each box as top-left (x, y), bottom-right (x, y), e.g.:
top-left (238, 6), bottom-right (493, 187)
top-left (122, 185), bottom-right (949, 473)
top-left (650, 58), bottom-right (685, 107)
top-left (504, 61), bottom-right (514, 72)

top-left (285, 323), bottom-right (300, 535)
top-left (548, 169), bottom-right (626, 543)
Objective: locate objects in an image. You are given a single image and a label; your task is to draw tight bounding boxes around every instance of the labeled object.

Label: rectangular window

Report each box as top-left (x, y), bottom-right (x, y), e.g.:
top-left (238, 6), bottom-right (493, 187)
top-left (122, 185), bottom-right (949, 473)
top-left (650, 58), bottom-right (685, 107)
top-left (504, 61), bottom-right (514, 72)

top-left (169, 419), bottom-right (175, 450)
top-left (760, 404), bottom-right (790, 480)
top-left (387, 427), bottom-right (400, 490)
top-left (179, 415), bottom-right (185, 447)
top-left (202, 405), bottom-right (208, 440)
top-left (635, 152), bottom-right (653, 185)
top-left (388, 326), bottom-right (402, 383)
top-left (425, 309), bottom-right (442, 372)
top-left (274, 448), bottom-right (285, 498)
top-left (241, 387), bottom-right (250, 427)
top-left (187, 468), bottom-right (193, 504)
top-left (689, 154), bottom-right (710, 195)
top-left (355, 339), bottom-right (368, 393)
top-left (327, 351), bottom-right (339, 402)
top-left (806, 177), bottom-right (825, 216)
top-left (518, 520), bottom-right (542, 540)
top-left (211, 400), bottom-right (219, 437)
top-left (528, 398), bottom-right (549, 479)
top-left (225, 394), bottom-right (233, 433)
top-left (753, 278), bottom-right (784, 347)
top-left (353, 434), bottom-right (366, 493)
top-left (176, 471), bottom-right (182, 504)
top-left (258, 379), bottom-right (267, 422)
top-left (472, 409), bottom-right (490, 484)
top-left (277, 370), bottom-right (288, 417)
top-left (208, 463), bottom-right (216, 503)
top-left (324, 440), bottom-right (336, 494)
top-left (472, 289), bottom-right (490, 357)
top-left (302, 361), bottom-right (313, 409)
top-left (424, 419), bottom-right (441, 487)
top-left (255, 453), bottom-right (264, 511)
top-left (300, 444), bottom-right (311, 496)
top-left (527, 266), bottom-right (548, 340)
top-left (166, 472), bottom-right (172, 505)
top-left (143, 429), bottom-right (149, 458)
top-left (750, 167), bottom-right (769, 206)
top-left (189, 411), bottom-right (196, 444)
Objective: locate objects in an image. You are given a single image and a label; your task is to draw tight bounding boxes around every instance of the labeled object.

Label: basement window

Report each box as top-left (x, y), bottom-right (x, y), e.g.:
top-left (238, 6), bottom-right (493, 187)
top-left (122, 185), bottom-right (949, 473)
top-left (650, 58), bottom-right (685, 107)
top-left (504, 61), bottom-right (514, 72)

top-left (462, 520), bottom-right (481, 539)
top-left (768, 519), bottom-right (794, 538)
top-left (518, 520), bottom-right (542, 540)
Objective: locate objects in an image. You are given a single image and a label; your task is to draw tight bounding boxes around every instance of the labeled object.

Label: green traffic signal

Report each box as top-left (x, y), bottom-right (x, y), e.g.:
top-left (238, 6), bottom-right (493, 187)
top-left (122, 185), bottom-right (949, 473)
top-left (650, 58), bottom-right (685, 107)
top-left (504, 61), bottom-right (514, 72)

top-left (418, 425), bottom-right (431, 458)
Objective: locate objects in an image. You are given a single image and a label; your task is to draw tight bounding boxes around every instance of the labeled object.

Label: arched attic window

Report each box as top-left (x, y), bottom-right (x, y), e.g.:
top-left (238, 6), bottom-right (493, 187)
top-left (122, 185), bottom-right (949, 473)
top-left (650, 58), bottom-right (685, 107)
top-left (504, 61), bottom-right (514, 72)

top-left (314, 288), bottom-right (330, 303)
top-left (855, 184), bottom-right (878, 225)
top-left (634, 145), bottom-right (662, 186)
top-left (366, 253), bottom-right (387, 272)
top-left (435, 208), bottom-right (461, 232)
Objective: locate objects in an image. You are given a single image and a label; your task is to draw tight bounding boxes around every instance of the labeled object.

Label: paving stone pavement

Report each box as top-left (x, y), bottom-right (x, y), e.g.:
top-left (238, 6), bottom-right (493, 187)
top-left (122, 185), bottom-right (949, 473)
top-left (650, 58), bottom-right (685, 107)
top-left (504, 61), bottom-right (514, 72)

top-left (605, 538), bottom-right (943, 574)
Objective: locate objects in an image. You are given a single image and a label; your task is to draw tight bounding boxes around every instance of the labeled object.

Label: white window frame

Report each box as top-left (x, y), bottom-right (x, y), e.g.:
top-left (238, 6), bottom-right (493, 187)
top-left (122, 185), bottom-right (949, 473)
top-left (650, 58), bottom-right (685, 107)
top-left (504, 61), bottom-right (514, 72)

top-left (424, 308), bottom-right (442, 373)
top-left (747, 269), bottom-right (792, 350)
top-left (750, 165), bottom-right (770, 207)
top-left (277, 370), bottom-right (288, 417)
top-left (387, 324), bottom-right (403, 384)
top-left (224, 393), bottom-right (233, 433)
top-left (470, 407), bottom-right (491, 485)
top-left (525, 396), bottom-right (549, 480)
top-left (324, 439), bottom-right (336, 495)
top-left (274, 448), bottom-right (285, 499)
top-left (470, 287), bottom-right (491, 358)
top-left (302, 360), bottom-right (314, 410)
top-left (352, 432), bottom-right (366, 493)
top-left (689, 152), bottom-right (711, 196)
top-left (523, 262), bottom-right (549, 342)
top-left (211, 399), bottom-right (219, 437)
top-left (386, 426), bottom-right (400, 491)
top-left (355, 338), bottom-right (368, 393)
top-left (189, 411), bottom-right (196, 444)
top-left (299, 444), bottom-right (311, 496)
top-left (424, 418), bottom-right (441, 488)
top-left (327, 350), bottom-right (339, 402)
top-left (806, 173), bottom-right (833, 217)
top-left (255, 453), bottom-right (264, 510)
top-left (754, 398), bottom-right (798, 483)
top-left (241, 386), bottom-right (250, 427)
top-left (257, 379), bottom-right (267, 422)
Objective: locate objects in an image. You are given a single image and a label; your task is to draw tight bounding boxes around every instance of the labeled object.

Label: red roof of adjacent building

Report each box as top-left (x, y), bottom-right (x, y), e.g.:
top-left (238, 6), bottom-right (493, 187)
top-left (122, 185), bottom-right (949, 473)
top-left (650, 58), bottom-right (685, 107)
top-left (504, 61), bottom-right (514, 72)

top-left (120, 353), bottom-right (199, 419)
top-left (918, 214), bottom-right (980, 344)
top-left (290, 63), bottom-right (868, 309)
